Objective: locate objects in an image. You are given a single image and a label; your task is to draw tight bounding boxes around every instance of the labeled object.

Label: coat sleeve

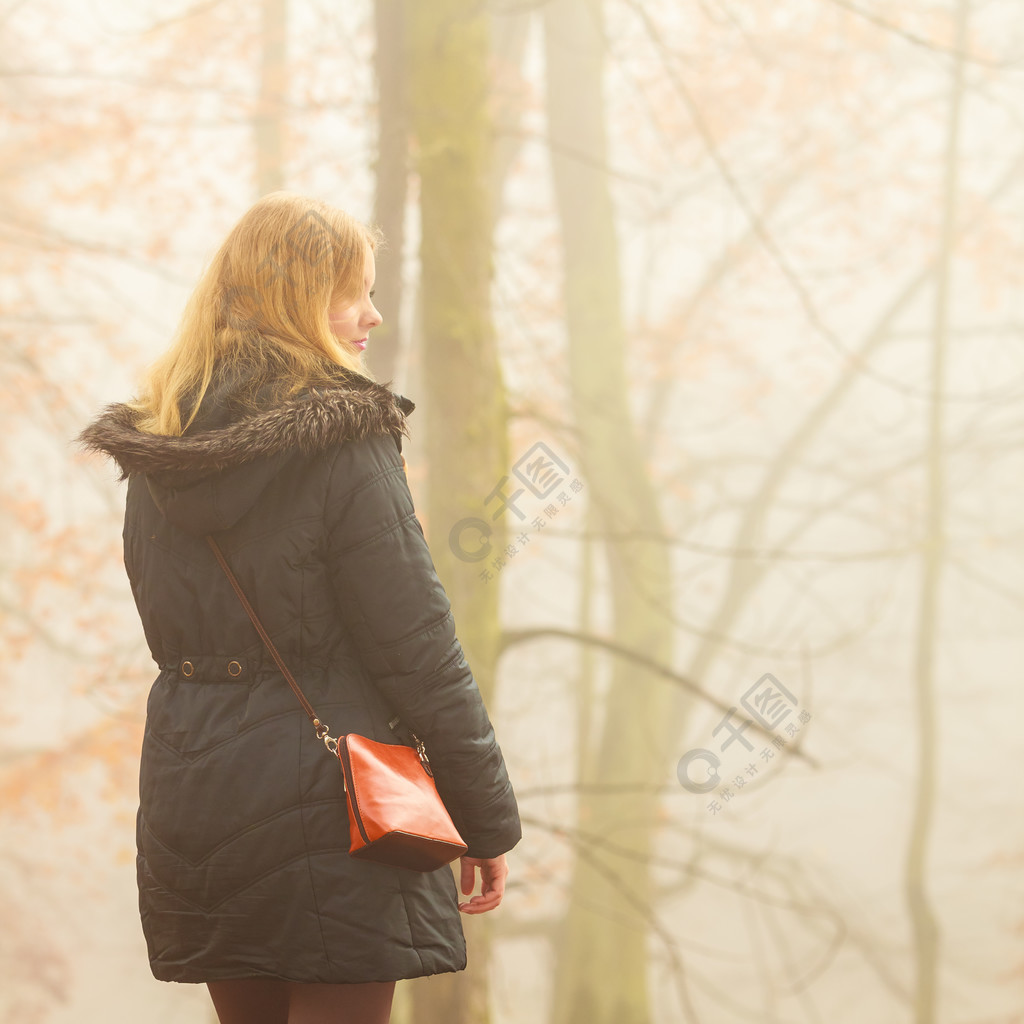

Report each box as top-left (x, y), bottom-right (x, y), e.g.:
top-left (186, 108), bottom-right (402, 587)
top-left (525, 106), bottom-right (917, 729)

top-left (323, 432), bottom-right (522, 860)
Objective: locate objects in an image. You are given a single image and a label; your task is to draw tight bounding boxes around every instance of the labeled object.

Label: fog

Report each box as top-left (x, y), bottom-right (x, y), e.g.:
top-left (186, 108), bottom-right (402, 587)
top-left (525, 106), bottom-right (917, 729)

top-left (3, 0), bottom-right (1023, 1021)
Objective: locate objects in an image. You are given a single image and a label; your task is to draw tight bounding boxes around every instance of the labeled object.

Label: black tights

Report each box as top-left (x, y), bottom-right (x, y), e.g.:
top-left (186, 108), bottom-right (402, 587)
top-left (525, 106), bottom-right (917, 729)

top-left (207, 978), bottom-right (395, 1024)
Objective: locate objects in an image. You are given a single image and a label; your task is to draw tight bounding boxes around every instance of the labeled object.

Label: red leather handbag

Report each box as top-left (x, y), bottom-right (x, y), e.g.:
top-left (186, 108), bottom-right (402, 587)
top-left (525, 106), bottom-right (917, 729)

top-left (339, 733), bottom-right (467, 870)
top-left (207, 536), bottom-right (468, 873)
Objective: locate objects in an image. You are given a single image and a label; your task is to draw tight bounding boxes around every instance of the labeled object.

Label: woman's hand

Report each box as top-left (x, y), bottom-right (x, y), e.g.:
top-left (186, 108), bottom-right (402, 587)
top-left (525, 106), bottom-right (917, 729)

top-left (457, 855), bottom-right (508, 915)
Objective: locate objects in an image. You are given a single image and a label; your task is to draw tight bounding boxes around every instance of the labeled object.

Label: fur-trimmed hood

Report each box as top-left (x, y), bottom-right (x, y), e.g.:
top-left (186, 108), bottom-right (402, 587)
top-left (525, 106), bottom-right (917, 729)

top-left (78, 376), bottom-right (415, 535)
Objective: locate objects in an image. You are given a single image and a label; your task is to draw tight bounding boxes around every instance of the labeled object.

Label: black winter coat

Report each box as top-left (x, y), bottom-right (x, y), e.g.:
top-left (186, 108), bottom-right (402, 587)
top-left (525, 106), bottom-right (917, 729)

top-left (79, 371), bottom-right (521, 984)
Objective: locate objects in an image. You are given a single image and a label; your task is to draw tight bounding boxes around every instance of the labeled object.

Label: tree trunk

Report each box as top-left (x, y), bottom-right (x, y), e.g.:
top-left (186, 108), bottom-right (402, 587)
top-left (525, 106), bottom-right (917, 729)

top-left (907, 2), bottom-right (967, 1020)
top-left (406, 2), bottom-right (506, 1022)
top-left (369, 0), bottom-right (408, 386)
top-left (543, 2), bottom-right (676, 1022)
top-left (254, 0), bottom-right (287, 197)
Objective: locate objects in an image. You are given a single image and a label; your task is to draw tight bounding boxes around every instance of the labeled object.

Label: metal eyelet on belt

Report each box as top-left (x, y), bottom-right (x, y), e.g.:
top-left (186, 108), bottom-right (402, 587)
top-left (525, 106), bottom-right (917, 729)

top-left (181, 660), bottom-right (195, 678)
top-left (227, 660), bottom-right (242, 677)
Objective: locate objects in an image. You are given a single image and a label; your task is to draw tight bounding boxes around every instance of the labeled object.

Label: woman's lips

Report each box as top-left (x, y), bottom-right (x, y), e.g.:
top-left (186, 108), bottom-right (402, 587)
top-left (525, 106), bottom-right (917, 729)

top-left (353, 338), bottom-right (367, 350)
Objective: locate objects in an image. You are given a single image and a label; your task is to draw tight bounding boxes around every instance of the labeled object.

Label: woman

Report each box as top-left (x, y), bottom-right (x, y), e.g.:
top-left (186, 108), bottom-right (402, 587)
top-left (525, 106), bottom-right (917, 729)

top-left (79, 191), bottom-right (521, 1024)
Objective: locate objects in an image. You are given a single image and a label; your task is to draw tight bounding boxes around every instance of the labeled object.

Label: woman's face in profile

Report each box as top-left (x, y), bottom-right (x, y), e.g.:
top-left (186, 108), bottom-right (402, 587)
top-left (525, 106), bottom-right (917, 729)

top-left (328, 247), bottom-right (382, 353)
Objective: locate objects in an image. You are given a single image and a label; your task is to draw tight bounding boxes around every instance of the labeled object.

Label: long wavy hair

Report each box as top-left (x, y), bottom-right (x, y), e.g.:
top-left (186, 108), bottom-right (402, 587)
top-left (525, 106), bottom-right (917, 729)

top-left (131, 191), bottom-right (383, 435)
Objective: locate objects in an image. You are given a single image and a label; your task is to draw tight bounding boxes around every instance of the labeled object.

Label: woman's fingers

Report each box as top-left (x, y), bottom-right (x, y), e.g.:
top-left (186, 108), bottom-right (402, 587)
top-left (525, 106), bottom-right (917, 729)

top-left (457, 855), bottom-right (509, 914)
top-left (458, 893), bottom-right (502, 915)
top-left (460, 857), bottom-right (477, 896)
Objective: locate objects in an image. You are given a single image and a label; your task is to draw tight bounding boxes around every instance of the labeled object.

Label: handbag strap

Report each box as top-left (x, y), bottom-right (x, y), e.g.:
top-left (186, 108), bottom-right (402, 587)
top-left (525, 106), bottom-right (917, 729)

top-left (205, 534), bottom-right (339, 754)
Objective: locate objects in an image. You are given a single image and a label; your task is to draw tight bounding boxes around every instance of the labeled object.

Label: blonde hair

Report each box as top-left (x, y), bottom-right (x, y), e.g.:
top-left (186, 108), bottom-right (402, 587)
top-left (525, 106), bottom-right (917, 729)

top-left (132, 191), bottom-right (383, 435)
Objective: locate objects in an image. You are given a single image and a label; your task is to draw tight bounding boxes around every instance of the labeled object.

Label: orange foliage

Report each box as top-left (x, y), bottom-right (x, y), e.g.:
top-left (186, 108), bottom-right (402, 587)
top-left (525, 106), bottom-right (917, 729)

top-left (0, 718), bottom-right (143, 822)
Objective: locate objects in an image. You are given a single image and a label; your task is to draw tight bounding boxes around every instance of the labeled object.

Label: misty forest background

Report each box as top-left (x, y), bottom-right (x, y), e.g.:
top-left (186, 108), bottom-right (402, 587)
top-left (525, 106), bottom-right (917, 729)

top-left (3, 0), bottom-right (1024, 1021)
